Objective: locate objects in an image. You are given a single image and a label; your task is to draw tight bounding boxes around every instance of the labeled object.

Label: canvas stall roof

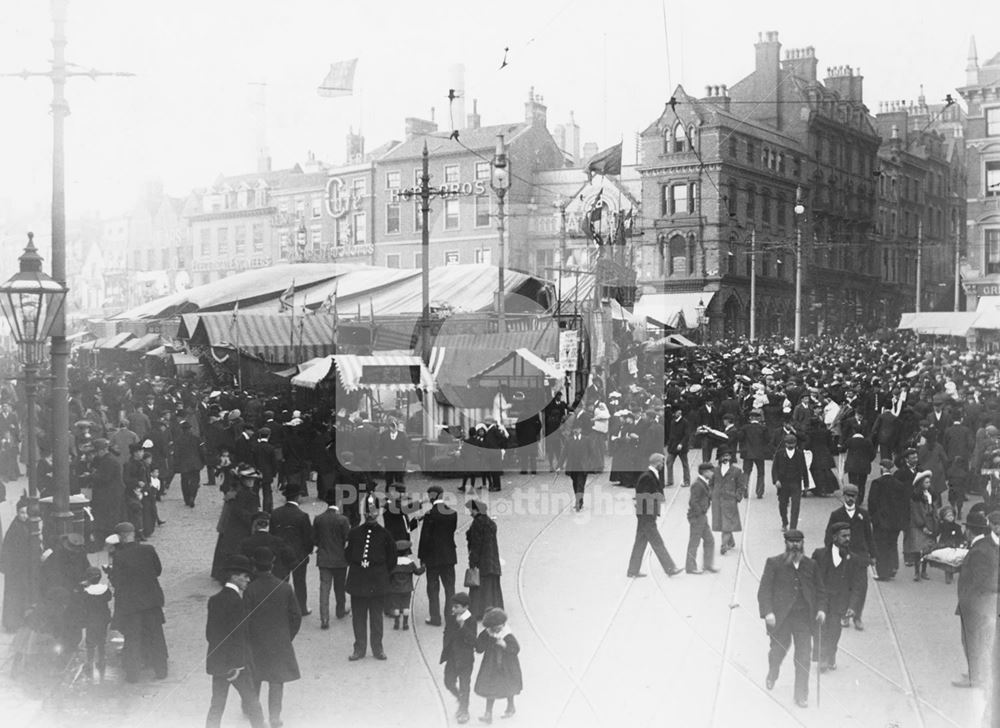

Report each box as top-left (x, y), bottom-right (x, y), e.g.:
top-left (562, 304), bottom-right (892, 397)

top-left (189, 313), bottom-right (338, 363)
top-left (111, 263), bottom-right (368, 320)
top-left (332, 354), bottom-right (434, 393)
top-left (970, 309), bottom-right (1000, 330)
top-left (346, 264), bottom-right (541, 316)
top-left (241, 268), bottom-right (420, 314)
top-left (470, 348), bottom-right (563, 382)
top-left (99, 332), bottom-right (134, 349)
top-left (976, 296), bottom-right (1000, 313)
top-left (171, 353), bottom-right (200, 366)
top-left (553, 273), bottom-right (596, 311)
top-left (435, 383), bottom-right (495, 409)
top-left (144, 345), bottom-right (170, 359)
top-left (290, 357), bottom-right (336, 389)
top-left (429, 346), bottom-right (516, 388)
top-left (897, 312), bottom-right (979, 336)
top-left (432, 326), bottom-right (559, 357)
top-left (633, 292), bottom-right (714, 329)
top-left (120, 333), bottom-right (161, 353)
top-left (65, 331), bottom-right (94, 343)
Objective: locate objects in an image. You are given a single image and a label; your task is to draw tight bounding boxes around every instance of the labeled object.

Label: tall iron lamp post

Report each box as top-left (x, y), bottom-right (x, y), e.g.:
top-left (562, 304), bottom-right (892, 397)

top-left (695, 297), bottom-right (708, 343)
top-left (0, 233), bottom-right (67, 500)
top-left (491, 133), bottom-right (510, 333)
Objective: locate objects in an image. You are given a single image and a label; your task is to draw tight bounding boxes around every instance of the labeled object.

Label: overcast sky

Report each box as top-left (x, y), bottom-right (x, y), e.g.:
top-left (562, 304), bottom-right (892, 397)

top-left (0, 0), bottom-right (996, 225)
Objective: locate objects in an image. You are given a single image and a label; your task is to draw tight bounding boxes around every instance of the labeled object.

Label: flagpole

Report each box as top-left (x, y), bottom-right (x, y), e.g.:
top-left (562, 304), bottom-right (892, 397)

top-left (234, 304), bottom-right (242, 391)
top-left (289, 278), bottom-right (296, 364)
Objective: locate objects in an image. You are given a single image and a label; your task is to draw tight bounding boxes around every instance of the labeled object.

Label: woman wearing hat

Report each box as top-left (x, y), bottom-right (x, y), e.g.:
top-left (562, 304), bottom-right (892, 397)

top-left (211, 467), bottom-right (263, 583)
top-left (1, 498), bottom-right (33, 632)
top-left (903, 471), bottom-right (938, 581)
top-left (474, 607), bottom-right (522, 723)
top-left (466, 501), bottom-right (503, 621)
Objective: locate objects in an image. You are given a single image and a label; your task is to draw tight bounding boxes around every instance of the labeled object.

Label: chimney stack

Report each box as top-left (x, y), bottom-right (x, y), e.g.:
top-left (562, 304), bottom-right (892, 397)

top-left (525, 87), bottom-right (548, 127)
top-left (754, 31), bottom-right (782, 128)
top-left (467, 98), bottom-right (481, 130)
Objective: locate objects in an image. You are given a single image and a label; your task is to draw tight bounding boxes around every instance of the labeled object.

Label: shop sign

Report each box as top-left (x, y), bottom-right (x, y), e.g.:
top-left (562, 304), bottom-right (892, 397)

top-left (388, 180), bottom-right (487, 204)
top-left (330, 243), bottom-right (375, 259)
top-left (558, 330), bottom-right (578, 372)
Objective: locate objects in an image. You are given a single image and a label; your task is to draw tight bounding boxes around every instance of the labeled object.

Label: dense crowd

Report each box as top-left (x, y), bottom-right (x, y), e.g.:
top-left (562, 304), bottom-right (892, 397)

top-left (1, 329), bottom-right (999, 719)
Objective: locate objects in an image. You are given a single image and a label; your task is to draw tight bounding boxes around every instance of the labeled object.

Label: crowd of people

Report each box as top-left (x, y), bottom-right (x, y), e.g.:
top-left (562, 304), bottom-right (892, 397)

top-left (0, 328), bottom-right (999, 719)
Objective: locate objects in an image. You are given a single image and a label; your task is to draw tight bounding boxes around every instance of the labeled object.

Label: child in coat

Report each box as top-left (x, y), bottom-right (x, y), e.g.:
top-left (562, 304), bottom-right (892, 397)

top-left (474, 607), bottom-right (522, 724)
top-left (75, 566), bottom-right (112, 680)
top-left (389, 539), bottom-right (425, 631)
top-left (440, 592), bottom-right (477, 724)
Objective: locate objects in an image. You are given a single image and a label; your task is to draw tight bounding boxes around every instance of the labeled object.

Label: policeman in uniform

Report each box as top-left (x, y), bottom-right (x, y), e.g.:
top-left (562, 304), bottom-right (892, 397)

top-left (757, 529), bottom-right (826, 708)
top-left (345, 495), bottom-right (396, 661)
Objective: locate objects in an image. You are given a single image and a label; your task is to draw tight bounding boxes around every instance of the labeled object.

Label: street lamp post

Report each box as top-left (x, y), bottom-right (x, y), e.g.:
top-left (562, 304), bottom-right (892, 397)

top-left (491, 133), bottom-right (510, 333)
top-left (794, 187), bottom-right (805, 352)
top-left (0, 234), bottom-right (67, 497)
top-left (695, 298), bottom-right (708, 343)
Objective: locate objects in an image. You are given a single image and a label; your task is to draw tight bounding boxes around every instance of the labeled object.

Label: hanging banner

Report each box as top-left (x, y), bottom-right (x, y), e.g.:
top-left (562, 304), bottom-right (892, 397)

top-left (558, 330), bottom-right (578, 372)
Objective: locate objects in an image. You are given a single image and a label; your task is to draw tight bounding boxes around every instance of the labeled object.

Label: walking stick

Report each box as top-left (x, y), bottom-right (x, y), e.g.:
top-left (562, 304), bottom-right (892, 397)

top-left (816, 620), bottom-right (822, 708)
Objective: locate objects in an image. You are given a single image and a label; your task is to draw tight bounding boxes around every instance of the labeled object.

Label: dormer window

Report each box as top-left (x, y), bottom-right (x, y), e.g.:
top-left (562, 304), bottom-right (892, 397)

top-left (673, 123), bottom-right (686, 153)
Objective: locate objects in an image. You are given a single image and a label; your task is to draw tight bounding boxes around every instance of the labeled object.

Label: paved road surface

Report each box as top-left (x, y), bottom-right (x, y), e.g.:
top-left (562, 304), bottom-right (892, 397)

top-left (0, 459), bottom-right (988, 728)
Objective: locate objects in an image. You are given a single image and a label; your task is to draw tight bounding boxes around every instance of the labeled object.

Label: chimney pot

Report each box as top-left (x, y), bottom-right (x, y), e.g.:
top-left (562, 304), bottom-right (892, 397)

top-left (706, 85), bottom-right (712, 96)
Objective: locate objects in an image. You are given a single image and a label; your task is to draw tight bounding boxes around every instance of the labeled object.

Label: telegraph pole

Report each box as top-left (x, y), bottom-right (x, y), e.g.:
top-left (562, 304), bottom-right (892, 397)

top-left (793, 188), bottom-right (805, 352)
top-left (2, 0), bottom-right (133, 534)
top-left (916, 218), bottom-right (923, 313)
top-left (749, 228), bottom-right (757, 342)
top-left (954, 223), bottom-right (961, 311)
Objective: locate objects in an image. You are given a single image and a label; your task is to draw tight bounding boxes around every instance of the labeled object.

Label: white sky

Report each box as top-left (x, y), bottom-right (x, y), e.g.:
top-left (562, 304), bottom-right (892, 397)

top-left (0, 0), bottom-right (997, 224)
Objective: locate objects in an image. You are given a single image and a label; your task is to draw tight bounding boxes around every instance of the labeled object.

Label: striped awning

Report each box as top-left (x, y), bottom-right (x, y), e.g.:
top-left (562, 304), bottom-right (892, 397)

top-left (290, 357), bottom-right (336, 389)
top-left (187, 312), bottom-right (338, 364)
top-left (120, 333), bottom-right (161, 353)
top-left (332, 354), bottom-right (434, 392)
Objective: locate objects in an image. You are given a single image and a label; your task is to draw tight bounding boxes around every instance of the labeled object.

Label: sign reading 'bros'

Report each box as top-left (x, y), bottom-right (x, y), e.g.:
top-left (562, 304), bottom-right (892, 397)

top-left (387, 180), bottom-right (487, 204)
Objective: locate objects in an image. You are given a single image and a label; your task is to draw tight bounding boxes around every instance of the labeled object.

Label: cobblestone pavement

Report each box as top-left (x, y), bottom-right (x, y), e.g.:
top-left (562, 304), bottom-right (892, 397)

top-left (0, 460), bottom-right (988, 728)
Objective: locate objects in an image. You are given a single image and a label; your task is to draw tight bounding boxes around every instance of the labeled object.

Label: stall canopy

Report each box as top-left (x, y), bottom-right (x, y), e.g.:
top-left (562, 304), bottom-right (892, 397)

top-left (289, 354), bottom-right (434, 392)
top-left (897, 312), bottom-right (980, 336)
top-left (633, 292), bottom-right (714, 329)
top-left (470, 348), bottom-right (563, 382)
top-left (99, 332), bottom-right (134, 349)
top-left (184, 312), bottom-right (339, 363)
top-left (113, 263), bottom-right (551, 321)
top-left (119, 332), bottom-right (162, 353)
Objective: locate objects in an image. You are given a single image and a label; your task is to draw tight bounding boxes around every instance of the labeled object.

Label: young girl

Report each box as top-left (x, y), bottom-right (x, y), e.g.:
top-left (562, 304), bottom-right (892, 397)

top-left (388, 539), bottom-right (424, 631)
top-left (923, 506), bottom-right (967, 584)
top-left (904, 471), bottom-right (938, 582)
top-left (474, 608), bottom-right (523, 724)
top-left (75, 566), bottom-right (112, 681)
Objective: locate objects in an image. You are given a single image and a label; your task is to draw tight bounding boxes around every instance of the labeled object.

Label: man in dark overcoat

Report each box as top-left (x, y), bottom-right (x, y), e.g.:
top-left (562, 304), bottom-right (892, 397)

top-left (952, 510), bottom-right (999, 688)
top-left (563, 424), bottom-right (593, 512)
top-left (313, 491), bottom-right (351, 628)
top-left (110, 521), bottom-right (168, 682)
top-left (251, 427), bottom-right (279, 513)
top-left (270, 485), bottom-right (314, 615)
top-left (772, 433), bottom-right (809, 531)
top-left (627, 453), bottom-right (682, 578)
top-left (205, 554), bottom-right (265, 728)
top-left (738, 409), bottom-right (770, 498)
top-left (842, 431), bottom-right (876, 503)
top-left (870, 404), bottom-right (901, 460)
top-left (824, 483), bottom-right (874, 628)
top-left (757, 529), bottom-right (826, 708)
top-left (89, 438), bottom-right (125, 544)
top-left (686, 462), bottom-right (718, 574)
top-left (239, 512), bottom-right (295, 582)
top-left (418, 485), bottom-right (458, 627)
top-left (867, 459), bottom-right (910, 580)
top-left (173, 419), bottom-right (204, 507)
top-left (481, 418), bottom-right (506, 492)
top-left (379, 419), bottom-right (410, 490)
top-left (665, 408), bottom-right (691, 488)
top-left (243, 547), bottom-right (301, 728)
top-left (346, 495), bottom-right (396, 661)
top-left (812, 522), bottom-right (866, 671)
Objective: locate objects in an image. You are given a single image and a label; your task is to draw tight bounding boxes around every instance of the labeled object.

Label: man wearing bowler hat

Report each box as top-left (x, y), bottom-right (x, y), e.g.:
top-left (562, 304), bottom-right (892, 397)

top-left (772, 433), bottom-right (809, 532)
top-left (346, 495), bottom-right (396, 661)
top-left (205, 554), bottom-right (266, 728)
top-left (952, 509), bottom-right (1000, 688)
top-left (757, 529), bottom-right (826, 708)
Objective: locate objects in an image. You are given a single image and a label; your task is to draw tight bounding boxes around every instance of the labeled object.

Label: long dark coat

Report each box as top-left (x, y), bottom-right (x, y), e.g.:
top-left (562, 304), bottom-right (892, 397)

top-left (243, 572), bottom-right (301, 683)
top-left (710, 466), bottom-right (747, 533)
top-left (211, 484), bottom-right (259, 582)
top-left (173, 430), bottom-right (204, 474)
top-left (904, 493), bottom-right (937, 555)
top-left (205, 586), bottom-right (252, 676)
top-left (474, 630), bottom-right (522, 698)
top-left (1, 518), bottom-right (34, 632)
top-left (90, 452), bottom-right (126, 539)
top-left (467, 513), bottom-right (503, 619)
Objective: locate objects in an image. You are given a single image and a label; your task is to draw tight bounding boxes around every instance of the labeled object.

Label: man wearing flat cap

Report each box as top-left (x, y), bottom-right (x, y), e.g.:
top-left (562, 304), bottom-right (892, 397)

top-left (345, 495), bottom-right (396, 661)
top-left (109, 521), bottom-right (168, 683)
top-left (772, 433), bottom-right (809, 532)
top-left (824, 483), bottom-right (875, 629)
top-left (205, 554), bottom-right (266, 728)
top-left (757, 529), bottom-right (826, 708)
top-left (952, 509), bottom-right (1000, 688)
top-left (811, 522), bottom-right (866, 672)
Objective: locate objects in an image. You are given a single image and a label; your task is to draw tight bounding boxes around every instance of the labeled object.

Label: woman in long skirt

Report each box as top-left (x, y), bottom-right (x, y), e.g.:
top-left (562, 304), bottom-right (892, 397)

top-left (1, 499), bottom-right (34, 633)
top-left (466, 500), bottom-right (503, 620)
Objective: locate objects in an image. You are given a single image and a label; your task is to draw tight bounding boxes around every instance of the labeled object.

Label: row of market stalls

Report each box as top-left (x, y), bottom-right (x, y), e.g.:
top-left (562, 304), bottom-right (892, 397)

top-left (74, 331), bottom-right (200, 376)
top-left (897, 296), bottom-right (1000, 350)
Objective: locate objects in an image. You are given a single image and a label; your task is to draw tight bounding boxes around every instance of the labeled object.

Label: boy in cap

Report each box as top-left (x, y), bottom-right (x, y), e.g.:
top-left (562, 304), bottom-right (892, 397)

top-left (441, 592), bottom-right (476, 724)
top-left (205, 554), bottom-right (266, 728)
top-left (757, 529), bottom-right (826, 708)
top-left (75, 565), bottom-right (112, 681)
top-left (388, 539), bottom-right (425, 630)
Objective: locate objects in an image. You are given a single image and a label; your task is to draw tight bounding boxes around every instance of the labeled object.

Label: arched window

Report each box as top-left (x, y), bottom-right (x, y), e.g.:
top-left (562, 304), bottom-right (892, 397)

top-left (687, 234), bottom-right (698, 276)
top-left (668, 234), bottom-right (687, 275)
top-left (673, 123), bottom-right (687, 153)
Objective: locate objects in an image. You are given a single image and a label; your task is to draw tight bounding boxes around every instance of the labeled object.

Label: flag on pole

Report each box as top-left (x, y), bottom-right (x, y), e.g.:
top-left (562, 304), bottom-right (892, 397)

top-left (317, 59), bottom-right (358, 97)
top-left (585, 142), bottom-right (622, 181)
top-left (318, 278), bottom-right (338, 314)
top-left (279, 281), bottom-right (295, 313)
